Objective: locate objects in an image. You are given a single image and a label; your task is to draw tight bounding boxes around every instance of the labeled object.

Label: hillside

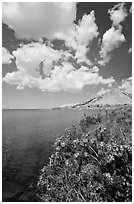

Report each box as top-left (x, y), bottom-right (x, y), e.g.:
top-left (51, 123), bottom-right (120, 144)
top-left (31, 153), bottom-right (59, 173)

top-left (59, 89), bottom-right (132, 109)
top-left (37, 105), bottom-right (132, 202)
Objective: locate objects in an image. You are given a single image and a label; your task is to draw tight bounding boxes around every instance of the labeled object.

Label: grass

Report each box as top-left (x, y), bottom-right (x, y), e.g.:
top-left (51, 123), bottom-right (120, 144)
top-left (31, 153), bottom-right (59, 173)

top-left (37, 105), bottom-right (132, 202)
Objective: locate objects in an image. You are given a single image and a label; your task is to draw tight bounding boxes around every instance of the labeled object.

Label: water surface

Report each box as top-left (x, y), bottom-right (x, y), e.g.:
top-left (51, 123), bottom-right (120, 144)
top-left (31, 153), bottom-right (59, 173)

top-left (3, 109), bottom-right (94, 201)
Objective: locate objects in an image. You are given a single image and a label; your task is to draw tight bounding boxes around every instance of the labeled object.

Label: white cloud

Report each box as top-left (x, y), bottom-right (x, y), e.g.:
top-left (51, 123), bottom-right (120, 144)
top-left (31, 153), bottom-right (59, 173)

top-left (2, 2), bottom-right (76, 40)
top-left (12, 42), bottom-right (72, 77)
top-left (2, 3), bottom-right (99, 67)
top-left (97, 88), bottom-right (110, 96)
top-left (2, 47), bottom-right (14, 64)
top-left (98, 3), bottom-right (128, 66)
top-left (2, 3), bottom-right (117, 92)
top-left (3, 58), bottom-right (115, 92)
top-left (128, 46), bottom-right (132, 53)
top-left (91, 66), bottom-right (99, 73)
top-left (55, 11), bottom-right (99, 66)
top-left (75, 12), bottom-right (99, 65)
top-left (108, 3), bottom-right (128, 27)
top-left (76, 11), bottom-right (99, 46)
top-left (98, 26), bottom-right (125, 65)
top-left (118, 77), bottom-right (132, 94)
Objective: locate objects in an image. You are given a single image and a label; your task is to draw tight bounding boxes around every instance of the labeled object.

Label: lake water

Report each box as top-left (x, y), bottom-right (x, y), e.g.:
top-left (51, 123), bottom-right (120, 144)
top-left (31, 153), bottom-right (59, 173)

top-left (2, 109), bottom-right (94, 201)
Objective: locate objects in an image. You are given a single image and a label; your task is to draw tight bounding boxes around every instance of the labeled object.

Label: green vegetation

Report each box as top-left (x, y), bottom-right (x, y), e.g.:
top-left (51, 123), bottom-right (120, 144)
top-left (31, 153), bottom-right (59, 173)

top-left (37, 106), bottom-right (132, 202)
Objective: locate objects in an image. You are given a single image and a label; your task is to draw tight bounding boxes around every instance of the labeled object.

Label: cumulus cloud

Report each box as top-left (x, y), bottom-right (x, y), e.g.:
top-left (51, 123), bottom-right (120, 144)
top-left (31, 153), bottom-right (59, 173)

top-left (2, 47), bottom-right (14, 64)
top-left (3, 54), bottom-right (115, 92)
top-left (75, 12), bottom-right (99, 65)
top-left (11, 42), bottom-right (71, 78)
top-left (108, 3), bottom-right (128, 27)
top-left (118, 77), bottom-right (132, 94)
top-left (97, 88), bottom-right (110, 96)
top-left (98, 3), bottom-right (128, 66)
top-left (2, 3), bottom-right (117, 92)
top-left (76, 12), bottom-right (99, 45)
top-left (91, 66), bottom-right (99, 73)
top-left (2, 2), bottom-right (76, 40)
top-left (2, 3), bottom-right (99, 66)
top-left (55, 11), bottom-right (99, 65)
top-left (98, 26), bottom-right (125, 65)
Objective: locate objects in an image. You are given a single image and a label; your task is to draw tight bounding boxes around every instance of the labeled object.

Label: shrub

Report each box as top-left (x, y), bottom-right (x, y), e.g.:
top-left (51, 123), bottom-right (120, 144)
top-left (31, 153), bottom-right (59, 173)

top-left (37, 107), bottom-right (132, 202)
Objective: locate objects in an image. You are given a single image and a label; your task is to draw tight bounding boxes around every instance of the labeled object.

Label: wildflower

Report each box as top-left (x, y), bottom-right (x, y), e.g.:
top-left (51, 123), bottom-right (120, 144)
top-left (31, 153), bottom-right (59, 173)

top-left (56, 146), bottom-right (60, 151)
top-left (55, 152), bottom-right (59, 156)
top-left (83, 138), bottom-right (88, 143)
top-left (74, 152), bottom-right (79, 158)
top-left (49, 158), bottom-right (53, 165)
top-left (105, 173), bottom-right (113, 182)
top-left (105, 173), bottom-right (111, 178)
top-left (80, 141), bottom-right (84, 146)
top-left (55, 140), bottom-right (61, 146)
top-left (120, 145), bottom-right (123, 151)
top-left (51, 154), bottom-right (54, 158)
top-left (61, 142), bottom-right (65, 147)
top-left (100, 142), bottom-right (104, 146)
top-left (107, 154), bottom-right (114, 162)
top-left (73, 139), bottom-right (79, 144)
top-left (84, 152), bottom-right (88, 157)
top-left (65, 160), bottom-right (69, 166)
top-left (56, 137), bottom-right (61, 141)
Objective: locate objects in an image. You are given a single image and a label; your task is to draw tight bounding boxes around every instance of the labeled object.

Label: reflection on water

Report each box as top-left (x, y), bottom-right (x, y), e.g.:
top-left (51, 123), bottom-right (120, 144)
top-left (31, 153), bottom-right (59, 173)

top-left (3, 109), bottom-right (94, 201)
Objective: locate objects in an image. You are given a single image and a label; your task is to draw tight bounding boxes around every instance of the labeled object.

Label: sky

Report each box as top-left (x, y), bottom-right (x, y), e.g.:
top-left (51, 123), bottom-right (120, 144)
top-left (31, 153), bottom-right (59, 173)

top-left (2, 2), bottom-right (132, 109)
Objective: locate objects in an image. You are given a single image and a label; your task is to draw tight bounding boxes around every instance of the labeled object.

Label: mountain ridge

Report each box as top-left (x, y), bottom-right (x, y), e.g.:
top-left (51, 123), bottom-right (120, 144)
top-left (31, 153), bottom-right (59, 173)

top-left (58, 88), bottom-right (132, 109)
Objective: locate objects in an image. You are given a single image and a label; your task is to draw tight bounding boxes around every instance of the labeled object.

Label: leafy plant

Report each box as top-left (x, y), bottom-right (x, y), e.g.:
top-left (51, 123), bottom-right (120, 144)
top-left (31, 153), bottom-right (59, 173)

top-left (37, 106), bottom-right (132, 202)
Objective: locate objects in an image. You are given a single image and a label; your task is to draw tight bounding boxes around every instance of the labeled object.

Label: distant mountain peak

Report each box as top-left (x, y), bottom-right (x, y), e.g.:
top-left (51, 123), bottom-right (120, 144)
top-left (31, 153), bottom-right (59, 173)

top-left (90, 88), bottom-right (132, 106)
top-left (59, 88), bottom-right (131, 109)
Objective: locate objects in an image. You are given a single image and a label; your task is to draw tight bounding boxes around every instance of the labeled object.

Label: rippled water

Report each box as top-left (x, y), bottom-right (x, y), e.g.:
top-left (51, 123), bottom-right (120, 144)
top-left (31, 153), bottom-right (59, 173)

top-left (3, 109), bottom-right (95, 201)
